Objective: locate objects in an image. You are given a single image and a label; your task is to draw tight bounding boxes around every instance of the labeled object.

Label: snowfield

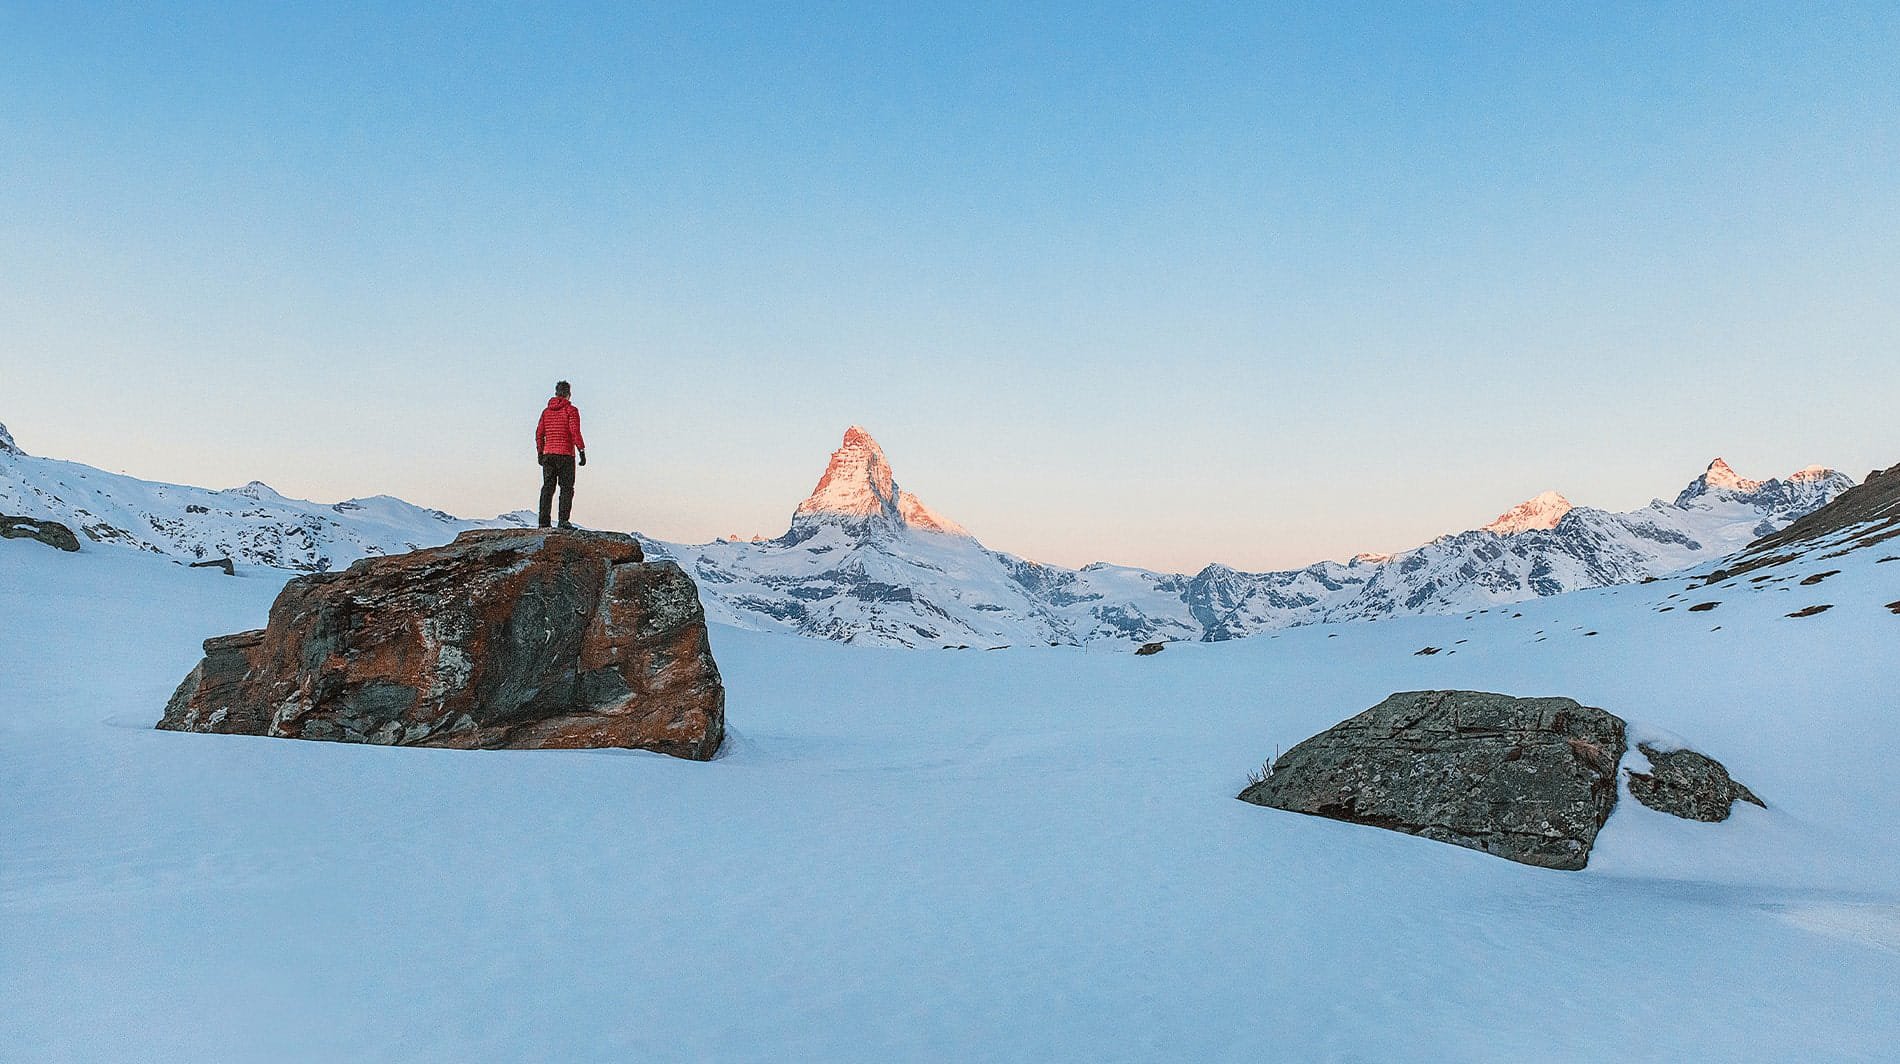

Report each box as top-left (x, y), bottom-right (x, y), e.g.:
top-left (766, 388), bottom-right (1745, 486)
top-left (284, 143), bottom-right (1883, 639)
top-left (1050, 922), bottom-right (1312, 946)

top-left (3, 535), bottom-right (1898, 1062)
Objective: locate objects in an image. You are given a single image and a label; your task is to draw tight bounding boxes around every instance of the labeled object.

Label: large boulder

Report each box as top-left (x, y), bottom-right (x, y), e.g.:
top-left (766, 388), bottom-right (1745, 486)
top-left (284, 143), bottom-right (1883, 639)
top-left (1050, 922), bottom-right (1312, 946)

top-left (159, 529), bottom-right (725, 759)
top-left (1, 514), bottom-right (80, 552)
top-left (1239, 691), bottom-right (1625, 870)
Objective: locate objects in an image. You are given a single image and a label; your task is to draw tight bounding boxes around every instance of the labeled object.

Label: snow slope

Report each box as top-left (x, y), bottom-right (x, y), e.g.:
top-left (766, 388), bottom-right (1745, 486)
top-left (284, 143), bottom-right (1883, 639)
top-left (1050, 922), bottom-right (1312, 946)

top-left (0, 422), bottom-right (528, 571)
top-left (4, 511), bottom-right (1898, 1061)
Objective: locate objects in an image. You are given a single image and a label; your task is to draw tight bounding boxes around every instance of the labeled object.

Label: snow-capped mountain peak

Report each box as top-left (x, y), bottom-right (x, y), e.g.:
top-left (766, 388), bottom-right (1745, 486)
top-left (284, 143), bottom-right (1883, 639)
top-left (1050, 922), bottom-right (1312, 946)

top-left (790, 426), bottom-right (968, 537)
top-left (795, 426), bottom-right (895, 521)
top-left (1672, 457), bottom-right (1852, 512)
top-left (0, 421), bottom-right (20, 456)
top-left (1482, 490), bottom-right (1573, 535)
top-left (225, 480), bottom-right (293, 504)
top-left (1701, 457), bottom-right (1763, 494)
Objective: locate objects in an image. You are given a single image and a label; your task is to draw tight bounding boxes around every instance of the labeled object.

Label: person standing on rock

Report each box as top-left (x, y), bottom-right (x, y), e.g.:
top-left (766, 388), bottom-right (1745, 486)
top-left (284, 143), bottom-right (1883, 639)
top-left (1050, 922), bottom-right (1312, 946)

top-left (535, 380), bottom-right (587, 529)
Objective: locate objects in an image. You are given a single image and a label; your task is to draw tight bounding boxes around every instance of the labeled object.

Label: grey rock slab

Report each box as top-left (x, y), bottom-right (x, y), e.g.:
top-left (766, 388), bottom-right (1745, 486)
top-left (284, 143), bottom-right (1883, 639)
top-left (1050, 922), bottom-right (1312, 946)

top-left (1239, 690), bottom-right (1625, 870)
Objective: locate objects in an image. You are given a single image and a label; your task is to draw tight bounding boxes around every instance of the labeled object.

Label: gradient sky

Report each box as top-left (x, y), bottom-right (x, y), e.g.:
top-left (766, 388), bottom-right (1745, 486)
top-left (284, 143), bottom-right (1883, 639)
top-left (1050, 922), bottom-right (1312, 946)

top-left (3, 2), bottom-right (1897, 572)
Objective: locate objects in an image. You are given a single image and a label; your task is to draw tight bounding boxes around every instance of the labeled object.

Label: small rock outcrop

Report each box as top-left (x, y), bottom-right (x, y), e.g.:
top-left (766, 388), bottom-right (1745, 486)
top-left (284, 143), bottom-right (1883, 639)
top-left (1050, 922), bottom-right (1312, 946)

top-left (1238, 690), bottom-right (1761, 870)
top-left (159, 529), bottom-right (725, 759)
top-left (190, 557), bottom-right (236, 576)
top-left (1134, 642), bottom-right (1166, 656)
top-left (1, 514), bottom-right (80, 552)
top-left (1626, 743), bottom-right (1764, 822)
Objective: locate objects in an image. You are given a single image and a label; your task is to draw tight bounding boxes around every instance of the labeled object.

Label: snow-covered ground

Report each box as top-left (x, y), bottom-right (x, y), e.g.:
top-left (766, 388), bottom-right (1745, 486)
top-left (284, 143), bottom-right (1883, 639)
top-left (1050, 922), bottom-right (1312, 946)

top-left (4, 535), bottom-right (1898, 1061)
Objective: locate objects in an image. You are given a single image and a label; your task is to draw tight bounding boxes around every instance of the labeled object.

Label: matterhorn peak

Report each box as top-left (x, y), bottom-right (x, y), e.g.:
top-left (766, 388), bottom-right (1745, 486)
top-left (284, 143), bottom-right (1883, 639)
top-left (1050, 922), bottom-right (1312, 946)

top-left (1482, 490), bottom-right (1573, 535)
top-left (0, 421), bottom-right (19, 456)
top-left (790, 427), bottom-right (968, 538)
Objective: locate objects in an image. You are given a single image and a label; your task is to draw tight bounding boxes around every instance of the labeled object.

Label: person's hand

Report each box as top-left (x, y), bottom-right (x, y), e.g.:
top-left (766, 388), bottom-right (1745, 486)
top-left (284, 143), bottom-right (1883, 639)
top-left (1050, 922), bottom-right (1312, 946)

top-left (537, 452), bottom-right (546, 465)
top-left (578, 450), bottom-right (587, 467)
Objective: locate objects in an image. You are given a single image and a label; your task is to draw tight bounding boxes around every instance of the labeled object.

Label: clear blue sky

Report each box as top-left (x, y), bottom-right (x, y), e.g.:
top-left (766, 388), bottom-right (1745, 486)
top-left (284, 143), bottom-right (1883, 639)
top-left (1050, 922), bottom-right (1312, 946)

top-left (3, 2), bottom-right (1896, 571)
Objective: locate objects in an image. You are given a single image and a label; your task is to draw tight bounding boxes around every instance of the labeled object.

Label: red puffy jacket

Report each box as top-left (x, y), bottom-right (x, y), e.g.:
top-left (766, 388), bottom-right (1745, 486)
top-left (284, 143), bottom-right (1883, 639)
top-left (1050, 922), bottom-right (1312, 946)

top-left (536, 396), bottom-right (586, 456)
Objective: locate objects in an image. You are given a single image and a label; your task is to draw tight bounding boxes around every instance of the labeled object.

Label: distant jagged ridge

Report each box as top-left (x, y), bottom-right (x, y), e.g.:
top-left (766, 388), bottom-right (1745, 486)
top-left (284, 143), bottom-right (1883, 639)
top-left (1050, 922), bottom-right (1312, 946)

top-left (0, 418), bottom-right (1856, 647)
top-left (0, 420), bottom-right (531, 571)
top-left (653, 434), bottom-right (1854, 646)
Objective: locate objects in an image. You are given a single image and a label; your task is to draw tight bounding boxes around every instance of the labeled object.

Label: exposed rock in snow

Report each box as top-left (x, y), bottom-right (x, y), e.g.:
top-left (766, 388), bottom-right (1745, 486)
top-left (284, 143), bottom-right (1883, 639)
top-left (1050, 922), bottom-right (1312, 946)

top-left (1238, 690), bottom-right (1764, 870)
top-left (1626, 743), bottom-right (1765, 822)
top-left (159, 529), bottom-right (725, 758)
top-left (0, 514), bottom-right (79, 552)
top-left (1238, 690), bottom-right (1627, 870)
top-left (1482, 490), bottom-right (1573, 534)
top-left (0, 421), bottom-right (20, 456)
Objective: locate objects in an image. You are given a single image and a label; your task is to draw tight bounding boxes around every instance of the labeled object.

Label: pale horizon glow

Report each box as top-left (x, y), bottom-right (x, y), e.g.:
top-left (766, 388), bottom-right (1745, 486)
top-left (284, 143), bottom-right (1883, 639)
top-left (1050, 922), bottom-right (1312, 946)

top-left (3, 4), bottom-right (1897, 572)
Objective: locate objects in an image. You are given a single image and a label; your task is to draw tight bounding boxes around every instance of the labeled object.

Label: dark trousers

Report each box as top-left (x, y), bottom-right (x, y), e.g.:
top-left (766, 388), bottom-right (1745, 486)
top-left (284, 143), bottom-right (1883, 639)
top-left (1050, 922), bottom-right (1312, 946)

top-left (538, 455), bottom-right (577, 526)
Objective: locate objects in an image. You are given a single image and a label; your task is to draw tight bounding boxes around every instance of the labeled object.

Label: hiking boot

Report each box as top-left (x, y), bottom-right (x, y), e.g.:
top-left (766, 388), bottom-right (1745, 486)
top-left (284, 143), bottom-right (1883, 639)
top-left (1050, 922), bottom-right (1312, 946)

top-left (557, 521), bottom-right (575, 530)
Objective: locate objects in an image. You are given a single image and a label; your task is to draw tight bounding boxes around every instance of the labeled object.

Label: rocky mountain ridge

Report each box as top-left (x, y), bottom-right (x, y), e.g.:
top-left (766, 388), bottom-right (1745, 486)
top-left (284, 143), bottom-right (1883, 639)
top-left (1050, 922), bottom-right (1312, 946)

top-left (0, 418), bottom-right (1857, 647)
top-left (646, 437), bottom-right (1856, 646)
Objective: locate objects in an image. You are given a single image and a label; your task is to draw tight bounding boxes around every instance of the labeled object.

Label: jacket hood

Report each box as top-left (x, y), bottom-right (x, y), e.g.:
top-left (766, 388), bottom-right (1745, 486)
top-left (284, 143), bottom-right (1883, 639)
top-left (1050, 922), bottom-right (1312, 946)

top-left (546, 396), bottom-right (572, 410)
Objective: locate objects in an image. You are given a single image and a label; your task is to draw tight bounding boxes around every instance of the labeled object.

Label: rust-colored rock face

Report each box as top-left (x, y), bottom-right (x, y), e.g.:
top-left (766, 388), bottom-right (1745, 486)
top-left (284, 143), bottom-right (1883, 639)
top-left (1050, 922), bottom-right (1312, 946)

top-left (158, 529), bottom-right (725, 759)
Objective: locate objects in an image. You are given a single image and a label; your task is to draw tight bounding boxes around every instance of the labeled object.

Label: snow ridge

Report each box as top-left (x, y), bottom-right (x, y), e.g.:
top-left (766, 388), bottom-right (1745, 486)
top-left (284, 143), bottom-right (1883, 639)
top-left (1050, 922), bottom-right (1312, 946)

top-left (662, 444), bottom-right (1854, 646)
top-left (0, 443), bottom-right (525, 572)
top-left (0, 418), bottom-right (1857, 648)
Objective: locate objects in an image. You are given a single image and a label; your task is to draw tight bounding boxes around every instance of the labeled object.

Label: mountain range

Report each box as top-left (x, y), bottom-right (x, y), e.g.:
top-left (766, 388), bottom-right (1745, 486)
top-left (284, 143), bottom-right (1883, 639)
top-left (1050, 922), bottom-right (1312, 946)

top-left (0, 419), bottom-right (1856, 647)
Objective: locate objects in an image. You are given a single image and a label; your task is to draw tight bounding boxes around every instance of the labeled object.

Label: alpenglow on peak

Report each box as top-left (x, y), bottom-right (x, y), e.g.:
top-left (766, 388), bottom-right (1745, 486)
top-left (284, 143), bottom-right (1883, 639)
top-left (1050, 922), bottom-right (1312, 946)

top-left (1482, 490), bottom-right (1574, 535)
top-left (790, 426), bottom-right (968, 537)
top-left (1700, 457), bottom-right (1764, 494)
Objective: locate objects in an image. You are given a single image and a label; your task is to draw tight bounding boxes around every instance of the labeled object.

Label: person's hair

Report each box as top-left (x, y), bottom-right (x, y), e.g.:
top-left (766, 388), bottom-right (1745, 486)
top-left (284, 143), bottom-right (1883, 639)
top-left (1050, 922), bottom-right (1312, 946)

top-left (555, 380), bottom-right (571, 398)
